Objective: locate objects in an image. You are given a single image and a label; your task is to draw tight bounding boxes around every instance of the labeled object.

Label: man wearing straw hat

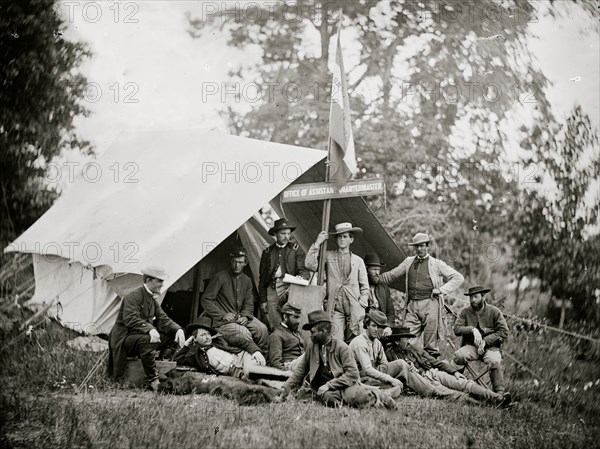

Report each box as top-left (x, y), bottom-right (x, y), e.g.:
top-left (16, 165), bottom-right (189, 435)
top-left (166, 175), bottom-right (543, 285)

top-left (258, 218), bottom-right (309, 329)
top-left (107, 265), bottom-right (185, 391)
top-left (454, 285), bottom-right (510, 395)
top-left (379, 232), bottom-right (464, 358)
top-left (305, 222), bottom-right (370, 343)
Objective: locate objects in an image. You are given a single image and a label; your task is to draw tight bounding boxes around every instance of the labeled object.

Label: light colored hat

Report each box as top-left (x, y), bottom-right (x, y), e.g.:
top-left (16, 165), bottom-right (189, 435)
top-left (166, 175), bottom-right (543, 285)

top-left (408, 233), bottom-right (432, 246)
top-left (140, 265), bottom-right (168, 280)
top-left (330, 222), bottom-right (363, 235)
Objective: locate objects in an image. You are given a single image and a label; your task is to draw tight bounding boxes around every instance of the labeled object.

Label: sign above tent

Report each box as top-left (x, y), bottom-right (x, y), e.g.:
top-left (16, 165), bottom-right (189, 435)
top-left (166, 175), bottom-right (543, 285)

top-left (281, 178), bottom-right (385, 203)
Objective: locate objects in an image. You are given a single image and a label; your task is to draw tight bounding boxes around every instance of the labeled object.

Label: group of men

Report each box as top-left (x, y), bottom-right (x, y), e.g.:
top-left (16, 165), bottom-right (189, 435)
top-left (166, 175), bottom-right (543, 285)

top-left (107, 217), bottom-right (511, 408)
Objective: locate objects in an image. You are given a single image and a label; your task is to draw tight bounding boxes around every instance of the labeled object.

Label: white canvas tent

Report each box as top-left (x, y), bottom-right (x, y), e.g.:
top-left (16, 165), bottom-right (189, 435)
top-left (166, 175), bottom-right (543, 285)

top-left (4, 130), bottom-right (326, 334)
top-left (5, 129), bottom-right (407, 335)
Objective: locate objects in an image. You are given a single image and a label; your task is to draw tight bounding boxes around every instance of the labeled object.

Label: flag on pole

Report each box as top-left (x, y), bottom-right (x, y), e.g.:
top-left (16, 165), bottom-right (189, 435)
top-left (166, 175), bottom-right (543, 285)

top-left (328, 12), bottom-right (358, 185)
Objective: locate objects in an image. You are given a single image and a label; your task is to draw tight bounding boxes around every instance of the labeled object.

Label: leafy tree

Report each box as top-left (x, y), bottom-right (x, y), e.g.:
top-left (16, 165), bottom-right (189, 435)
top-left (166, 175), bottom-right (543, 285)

top-left (190, 0), bottom-right (560, 280)
top-left (0, 0), bottom-right (91, 260)
top-left (512, 106), bottom-right (600, 323)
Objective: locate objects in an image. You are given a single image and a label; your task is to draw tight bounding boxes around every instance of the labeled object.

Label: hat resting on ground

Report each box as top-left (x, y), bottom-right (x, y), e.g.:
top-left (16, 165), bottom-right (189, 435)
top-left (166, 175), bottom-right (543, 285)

top-left (281, 301), bottom-right (302, 316)
top-left (302, 310), bottom-right (331, 330)
top-left (330, 222), bottom-right (363, 235)
top-left (407, 233), bottom-right (432, 246)
top-left (185, 316), bottom-right (218, 337)
top-left (140, 265), bottom-right (169, 281)
top-left (269, 218), bottom-right (296, 236)
top-left (464, 285), bottom-right (491, 296)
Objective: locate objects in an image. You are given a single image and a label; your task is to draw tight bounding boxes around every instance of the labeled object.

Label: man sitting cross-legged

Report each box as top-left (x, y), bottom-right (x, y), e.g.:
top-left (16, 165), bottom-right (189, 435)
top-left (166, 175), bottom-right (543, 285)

top-left (173, 317), bottom-right (265, 378)
top-left (384, 325), bottom-right (511, 406)
top-left (268, 301), bottom-right (305, 371)
top-left (279, 310), bottom-right (397, 409)
top-left (201, 247), bottom-right (269, 363)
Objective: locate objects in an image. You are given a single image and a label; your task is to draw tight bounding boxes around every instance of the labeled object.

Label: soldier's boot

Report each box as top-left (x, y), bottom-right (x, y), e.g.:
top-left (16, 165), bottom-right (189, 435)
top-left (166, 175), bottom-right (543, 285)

top-left (488, 363), bottom-right (506, 394)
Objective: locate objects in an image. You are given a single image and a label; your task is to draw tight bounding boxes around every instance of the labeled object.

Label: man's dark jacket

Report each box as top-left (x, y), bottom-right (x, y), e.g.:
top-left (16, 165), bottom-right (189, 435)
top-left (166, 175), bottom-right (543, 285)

top-left (258, 242), bottom-right (309, 303)
top-left (107, 286), bottom-right (181, 379)
top-left (371, 283), bottom-right (397, 325)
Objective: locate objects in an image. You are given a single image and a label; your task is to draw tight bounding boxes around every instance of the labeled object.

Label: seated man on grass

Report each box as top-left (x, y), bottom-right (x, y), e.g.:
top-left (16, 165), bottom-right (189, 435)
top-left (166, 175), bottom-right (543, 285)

top-left (174, 317), bottom-right (264, 378)
top-left (349, 309), bottom-right (437, 398)
top-left (280, 310), bottom-right (397, 409)
top-left (268, 301), bottom-right (305, 371)
top-left (384, 325), bottom-right (511, 406)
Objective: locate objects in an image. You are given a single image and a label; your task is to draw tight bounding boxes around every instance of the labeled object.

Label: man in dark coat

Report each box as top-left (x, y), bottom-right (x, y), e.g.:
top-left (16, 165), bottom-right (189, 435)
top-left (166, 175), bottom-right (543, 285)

top-left (268, 301), bottom-right (305, 370)
top-left (259, 218), bottom-right (309, 328)
top-left (364, 253), bottom-right (396, 328)
top-left (201, 247), bottom-right (269, 363)
top-left (107, 266), bottom-right (184, 391)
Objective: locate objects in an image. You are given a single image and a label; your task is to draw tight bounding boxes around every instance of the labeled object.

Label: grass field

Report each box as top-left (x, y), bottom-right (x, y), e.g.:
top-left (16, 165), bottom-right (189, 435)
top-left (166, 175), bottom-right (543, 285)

top-left (1, 303), bottom-right (599, 449)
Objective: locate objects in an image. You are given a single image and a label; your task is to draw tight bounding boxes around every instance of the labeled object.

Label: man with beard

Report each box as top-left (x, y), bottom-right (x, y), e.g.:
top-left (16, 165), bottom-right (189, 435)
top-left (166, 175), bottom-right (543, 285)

top-left (378, 233), bottom-right (464, 358)
top-left (280, 310), bottom-right (396, 409)
top-left (454, 285), bottom-right (510, 395)
top-left (268, 301), bottom-right (305, 370)
top-left (259, 218), bottom-right (309, 329)
top-left (384, 326), bottom-right (511, 406)
top-left (364, 254), bottom-right (396, 329)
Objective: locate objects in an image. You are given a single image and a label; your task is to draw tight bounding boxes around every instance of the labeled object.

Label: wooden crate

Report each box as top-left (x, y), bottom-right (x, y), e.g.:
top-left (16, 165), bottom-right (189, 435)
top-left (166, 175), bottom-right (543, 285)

top-left (123, 358), bottom-right (176, 386)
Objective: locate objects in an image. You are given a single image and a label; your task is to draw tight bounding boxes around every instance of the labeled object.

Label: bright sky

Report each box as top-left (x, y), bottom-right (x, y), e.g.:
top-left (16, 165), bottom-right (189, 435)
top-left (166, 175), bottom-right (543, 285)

top-left (59, 1), bottom-right (598, 186)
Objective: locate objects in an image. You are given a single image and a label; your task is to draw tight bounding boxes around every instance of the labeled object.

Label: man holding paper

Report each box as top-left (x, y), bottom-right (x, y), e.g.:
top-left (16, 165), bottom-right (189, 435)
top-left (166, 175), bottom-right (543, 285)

top-left (259, 218), bottom-right (310, 328)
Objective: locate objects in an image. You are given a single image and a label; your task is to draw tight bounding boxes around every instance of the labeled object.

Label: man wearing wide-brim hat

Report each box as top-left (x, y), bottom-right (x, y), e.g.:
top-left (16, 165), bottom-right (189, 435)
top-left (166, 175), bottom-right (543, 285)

top-left (382, 321), bottom-right (511, 406)
top-left (259, 218), bottom-right (310, 329)
top-left (201, 247), bottom-right (269, 365)
top-left (453, 285), bottom-right (510, 396)
top-left (280, 310), bottom-right (396, 409)
top-left (305, 223), bottom-right (370, 343)
top-left (107, 265), bottom-right (185, 391)
top-left (173, 316), bottom-right (259, 378)
top-left (378, 232), bottom-right (464, 358)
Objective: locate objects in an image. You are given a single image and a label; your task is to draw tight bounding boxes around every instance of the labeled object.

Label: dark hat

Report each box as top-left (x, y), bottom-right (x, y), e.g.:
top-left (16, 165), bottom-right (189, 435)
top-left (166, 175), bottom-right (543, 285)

top-left (364, 253), bottom-right (385, 267)
top-left (229, 246), bottom-right (247, 258)
top-left (302, 310), bottom-right (331, 330)
top-left (386, 326), bottom-right (416, 339)
top-left (365, 309), bottom-right (389, 327)
top-left (330, 222), bottom-right (363, 235)
top-left (184, 316), bottom-right (218, 338)
top-left (408, 233), bottom-right (432, 246)
top-left (464, 285), bottom-right (491, 296)
top-left (281, 301), bottom-right (302, 316)
top-left (269, 218), bottom-right (296, 236)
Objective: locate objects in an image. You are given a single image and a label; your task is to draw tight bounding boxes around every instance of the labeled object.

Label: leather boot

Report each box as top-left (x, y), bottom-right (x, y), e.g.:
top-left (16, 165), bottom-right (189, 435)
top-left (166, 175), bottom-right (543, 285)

top-left (488, 365), bottom-right (505, 394)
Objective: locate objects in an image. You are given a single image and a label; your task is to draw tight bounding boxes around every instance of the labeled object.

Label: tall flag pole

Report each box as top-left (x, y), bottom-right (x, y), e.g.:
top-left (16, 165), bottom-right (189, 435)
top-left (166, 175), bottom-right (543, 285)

top-left (318, 10), bottom-right (358, 289)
